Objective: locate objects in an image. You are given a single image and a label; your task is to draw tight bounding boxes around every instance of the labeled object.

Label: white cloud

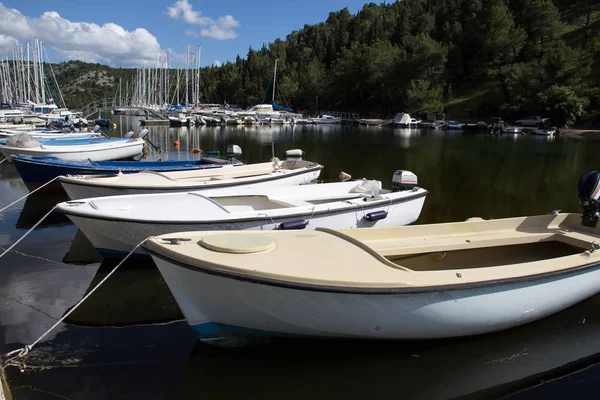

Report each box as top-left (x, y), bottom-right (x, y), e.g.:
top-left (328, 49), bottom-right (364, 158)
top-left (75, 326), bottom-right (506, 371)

top-left (166, 0), bottom-right (212, 25)
top-left (0, 3), bottom-right (165, 66)
top-left (0, 34), bottom-right (19, 54)
top-left (213, 60), bottom-right (222, 67)
top-left (166, 0), bottom-right (240, 40)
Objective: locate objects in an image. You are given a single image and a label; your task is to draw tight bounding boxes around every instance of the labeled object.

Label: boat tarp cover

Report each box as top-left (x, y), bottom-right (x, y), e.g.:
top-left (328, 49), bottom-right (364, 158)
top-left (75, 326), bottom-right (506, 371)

top-left (272, 101), bottom-right (293, 112)
top-left (394, 113), bottom-right (411, 125)
top-left (6, 132), bottom-right (41, 148)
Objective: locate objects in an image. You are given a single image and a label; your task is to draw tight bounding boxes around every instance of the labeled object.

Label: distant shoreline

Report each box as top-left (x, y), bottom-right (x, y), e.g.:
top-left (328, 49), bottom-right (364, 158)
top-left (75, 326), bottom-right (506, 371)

top-left (557, 129), bottom-right (600, 139)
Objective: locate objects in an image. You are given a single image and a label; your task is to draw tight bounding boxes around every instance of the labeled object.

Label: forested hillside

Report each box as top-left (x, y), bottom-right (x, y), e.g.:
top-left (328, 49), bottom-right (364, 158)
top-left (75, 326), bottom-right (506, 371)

top-left (54, 0), bottom-right (600, 126)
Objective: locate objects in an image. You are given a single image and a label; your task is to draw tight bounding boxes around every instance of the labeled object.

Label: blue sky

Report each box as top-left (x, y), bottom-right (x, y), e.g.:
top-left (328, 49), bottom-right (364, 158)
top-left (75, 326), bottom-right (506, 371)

top-left (0, 0), bottom-right (371, 67)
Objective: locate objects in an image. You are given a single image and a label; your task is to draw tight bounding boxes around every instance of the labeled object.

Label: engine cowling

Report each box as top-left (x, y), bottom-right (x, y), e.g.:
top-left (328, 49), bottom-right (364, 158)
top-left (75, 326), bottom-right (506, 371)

top-left (577, 171), bottom-right (600, 227)
top-left (392, 170), bottom-right (418, 192)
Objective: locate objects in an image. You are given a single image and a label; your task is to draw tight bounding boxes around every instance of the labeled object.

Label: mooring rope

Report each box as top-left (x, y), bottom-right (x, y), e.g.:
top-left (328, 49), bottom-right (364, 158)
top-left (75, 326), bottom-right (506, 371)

top-left (0, 157), bottom-right (7, 164)
top-left (1, 239), bottom-right (148, 370)
top-left (0, 176), bottom-right (60, 213)
top-left (0, 205), bottom-right (58, 260)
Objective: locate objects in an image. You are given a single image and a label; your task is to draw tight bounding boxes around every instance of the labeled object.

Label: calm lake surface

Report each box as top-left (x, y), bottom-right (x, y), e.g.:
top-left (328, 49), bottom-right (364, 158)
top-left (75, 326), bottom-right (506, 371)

top-left (2, 116), bottom-right (600, 399)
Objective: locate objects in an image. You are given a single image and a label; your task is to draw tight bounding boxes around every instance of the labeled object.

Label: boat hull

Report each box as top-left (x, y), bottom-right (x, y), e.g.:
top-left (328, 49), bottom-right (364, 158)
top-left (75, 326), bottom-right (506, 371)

top-left (0, 139), bottom-right (144, 163)
top-left (150, 254), bottom-right (600, 344)
top-left (60, 167), bottom-right (322, 200)
top-left (66, 193), bottom-right (425, 258)
top-left (10, 156), bottom-right (229, 191)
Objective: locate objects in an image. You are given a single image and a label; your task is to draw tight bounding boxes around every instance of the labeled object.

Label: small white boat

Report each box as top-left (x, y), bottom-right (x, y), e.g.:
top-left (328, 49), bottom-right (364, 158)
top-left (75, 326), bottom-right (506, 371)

top-left (58, 171), bottom-right (426, 258)
top-left (142, 170), bottom-right (600, 344)
top-left (358, 118), bottom-right (389, 126)
top-left (502, 125), bottom-right (525, 134)
top-left (533, 127), bottom-right (557, 136)
top-left (59, 157), bottom-right (324, 200)
top-left (0, 136), bottom-right (144, 163)
top-left (310, 115), bottom-right (340, 124)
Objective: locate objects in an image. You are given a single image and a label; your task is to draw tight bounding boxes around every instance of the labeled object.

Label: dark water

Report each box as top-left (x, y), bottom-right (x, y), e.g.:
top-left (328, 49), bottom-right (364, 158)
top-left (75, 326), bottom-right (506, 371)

top-left (1, 117), bottom-right (600, 399)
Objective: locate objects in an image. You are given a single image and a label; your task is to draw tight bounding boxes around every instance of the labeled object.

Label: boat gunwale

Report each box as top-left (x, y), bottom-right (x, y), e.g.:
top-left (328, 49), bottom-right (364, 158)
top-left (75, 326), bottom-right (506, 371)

top-left (57, 163), bottom-right (324, 190)
top-left (58, 189), bottom-right (428, 224)
top-left (144, 239), bottom-right (600, 295)
top-left (9, 154), bottom-right (229, 173)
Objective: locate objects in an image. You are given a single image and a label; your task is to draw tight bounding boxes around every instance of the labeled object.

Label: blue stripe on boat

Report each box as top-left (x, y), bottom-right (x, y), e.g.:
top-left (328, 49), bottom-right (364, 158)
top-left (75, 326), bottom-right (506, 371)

top-left (191, 322), bottom-right (281, 340)
top-left (10, 155), bottom-right (233, 190)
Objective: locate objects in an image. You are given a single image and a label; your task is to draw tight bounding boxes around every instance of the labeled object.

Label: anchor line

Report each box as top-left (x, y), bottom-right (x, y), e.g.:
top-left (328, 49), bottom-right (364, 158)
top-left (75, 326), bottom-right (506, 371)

top-left (0, 205), bottom-right (58, 260)
top-left (1, 239), bottom-right (148, 370)
top-left (0, 176), bottom-right (60, 213)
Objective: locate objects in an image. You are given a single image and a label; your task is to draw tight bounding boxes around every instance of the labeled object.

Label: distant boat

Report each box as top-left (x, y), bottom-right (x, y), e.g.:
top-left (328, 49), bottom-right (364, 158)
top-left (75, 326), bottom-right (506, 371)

top-left (533, 127), bottom-right (557, 136)
top-left (431, 120), bottom-right (447, 130)
top-left (358, 118), bottom-right (389, 126)
top-left (310, 115), bottom-right (340, 124)
top-left (446, 121), bottom-right (463, 130)
top-left (394, 113), bottom-right (420, 128)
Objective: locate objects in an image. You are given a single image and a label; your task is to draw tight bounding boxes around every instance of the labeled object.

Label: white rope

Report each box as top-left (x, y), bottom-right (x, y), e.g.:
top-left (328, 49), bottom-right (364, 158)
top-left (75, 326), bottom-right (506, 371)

top-left (0, 176), bottom-right (60, 213)
top-left (305, 206), bottom-right (316, 225)
top-left (0, 157), bottom-right (7, 164)
top-left (1, 239), bottom-right (147, 369)
top-left (0, 205), bottom-right (57, 260)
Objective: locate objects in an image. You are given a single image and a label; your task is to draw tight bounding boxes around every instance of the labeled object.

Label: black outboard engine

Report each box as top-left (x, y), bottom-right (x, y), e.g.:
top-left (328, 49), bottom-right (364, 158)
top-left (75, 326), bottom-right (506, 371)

top-left (392, 170), bottom-right (418, 192)
top-left (577, 171), bottom-right (600, 227)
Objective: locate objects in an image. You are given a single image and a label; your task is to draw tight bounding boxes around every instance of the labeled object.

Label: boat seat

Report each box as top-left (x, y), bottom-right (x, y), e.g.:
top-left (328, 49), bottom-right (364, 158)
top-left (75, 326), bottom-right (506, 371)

top-left (223, 205), bottom-right (256, 212)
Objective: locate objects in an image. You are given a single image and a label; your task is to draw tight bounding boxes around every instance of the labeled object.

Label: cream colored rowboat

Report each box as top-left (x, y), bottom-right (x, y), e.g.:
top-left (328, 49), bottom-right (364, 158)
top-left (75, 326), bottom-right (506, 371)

top-left (59, 159), bottom-right (323, 199)
top-left (145, 212), bottom-right (600, 344)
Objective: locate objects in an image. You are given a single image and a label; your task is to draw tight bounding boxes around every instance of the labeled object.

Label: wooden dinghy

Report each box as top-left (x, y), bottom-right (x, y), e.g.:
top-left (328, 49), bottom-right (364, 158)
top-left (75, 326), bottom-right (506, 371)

top-left (57, 171), bottom-right (426, 258)
top-left (59, 158), bottom-right (324, 200)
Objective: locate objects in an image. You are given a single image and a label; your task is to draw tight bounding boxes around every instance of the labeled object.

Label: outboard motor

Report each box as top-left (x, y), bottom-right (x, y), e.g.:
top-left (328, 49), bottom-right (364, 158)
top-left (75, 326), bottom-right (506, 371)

top-left (392, 170), bottom-right (418, 192)
top-left (138, 129), bottom-right (150, 139)
top-left (577, 171), bottom-right (600, 228)
top-left (227, 144), bottom-right (242, 162)
top-left (285, 149), bottom-right (304, 161)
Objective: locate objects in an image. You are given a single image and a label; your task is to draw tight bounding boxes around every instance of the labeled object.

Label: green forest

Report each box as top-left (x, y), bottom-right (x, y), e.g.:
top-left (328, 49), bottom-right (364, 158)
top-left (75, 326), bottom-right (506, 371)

top-left (55, 0), bottom-right (600, 127)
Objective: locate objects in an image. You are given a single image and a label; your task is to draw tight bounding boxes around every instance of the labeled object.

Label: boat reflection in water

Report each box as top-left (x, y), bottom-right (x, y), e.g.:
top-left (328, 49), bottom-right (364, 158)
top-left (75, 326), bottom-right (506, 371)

top-left (16, 191), bottom-right (71, 229)
top-left (63, 257), bottom-right (183, 327)
top-left (175, 293), bottom-right (600, 399)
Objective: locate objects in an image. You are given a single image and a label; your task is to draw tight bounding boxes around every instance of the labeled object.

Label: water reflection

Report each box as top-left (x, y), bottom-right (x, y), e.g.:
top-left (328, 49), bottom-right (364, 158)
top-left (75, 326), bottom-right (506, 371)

top-left (393, 128), bottom-right (422, 148)
top-left (176, 293), bottom-right (600, 399)
top-left (16, 191), bottom-right (71, 230)
top-left (3, 115), bottom-right (600, 398)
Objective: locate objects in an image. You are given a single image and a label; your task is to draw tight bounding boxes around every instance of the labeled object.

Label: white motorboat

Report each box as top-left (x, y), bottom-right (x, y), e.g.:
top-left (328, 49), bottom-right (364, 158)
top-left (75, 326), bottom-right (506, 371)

top-left (0, 136), bottom-right (144, 163)
top-left (310, 115), bottom-right (341, 124)
top-left (142, 170), bottom-right (600, 345)
top-left (533, 127), bottom-right (557, 136)
top-left (57, 171), bottom-right (426, 258)
top-left (59, 157), bottom-right (323, 200)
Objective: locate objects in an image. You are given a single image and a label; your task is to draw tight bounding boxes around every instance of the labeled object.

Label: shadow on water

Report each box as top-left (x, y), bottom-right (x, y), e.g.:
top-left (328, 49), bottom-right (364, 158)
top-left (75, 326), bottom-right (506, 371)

top-left (175, 293), bottom-right (600, 400)
top-left (62, 256), bottom-right (183, 327)
top-left (5, 117), bottom-right (600, 399)
top-left (15, 191), bottom-right (71, 230)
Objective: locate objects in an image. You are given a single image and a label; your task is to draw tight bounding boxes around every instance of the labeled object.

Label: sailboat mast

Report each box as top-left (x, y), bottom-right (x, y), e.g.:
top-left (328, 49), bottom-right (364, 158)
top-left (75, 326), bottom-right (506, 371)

top-left (272, 59), bottom-right (278, 104)
top-left (196, 45), bottom-right (201, 104)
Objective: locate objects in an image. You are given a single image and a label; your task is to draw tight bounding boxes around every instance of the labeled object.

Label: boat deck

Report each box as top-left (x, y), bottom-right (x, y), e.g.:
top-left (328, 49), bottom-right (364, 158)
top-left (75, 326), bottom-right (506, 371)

top-left (144, 213), bottom-right (600, 290)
